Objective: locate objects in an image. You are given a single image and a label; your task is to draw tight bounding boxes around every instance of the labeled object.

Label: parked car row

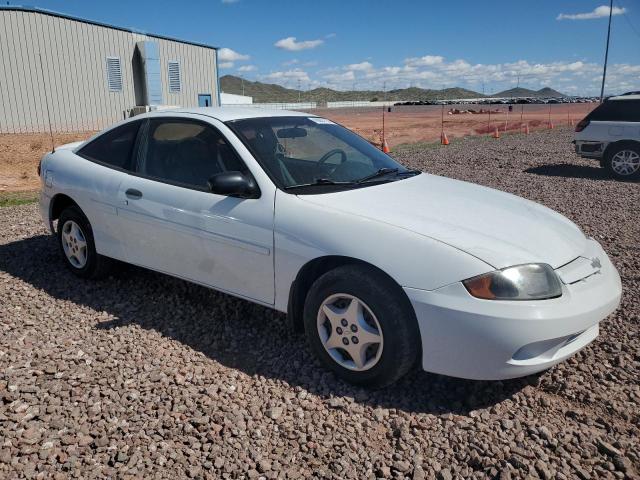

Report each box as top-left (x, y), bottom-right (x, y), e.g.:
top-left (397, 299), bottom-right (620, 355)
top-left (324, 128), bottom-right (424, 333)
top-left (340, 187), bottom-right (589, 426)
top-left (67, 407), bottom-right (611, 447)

top-left (395, 96), bottom-right (599, 107)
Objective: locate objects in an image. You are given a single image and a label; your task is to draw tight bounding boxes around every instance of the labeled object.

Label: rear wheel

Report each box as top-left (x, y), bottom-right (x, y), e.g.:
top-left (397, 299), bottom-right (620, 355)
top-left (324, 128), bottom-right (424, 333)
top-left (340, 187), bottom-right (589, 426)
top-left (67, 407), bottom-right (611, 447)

top-left (57, 206), bottom-right (113, 279)
top-left (604, 142), bottom-right (640, 180)
top-left (303, 264), bottom-right (420, 388)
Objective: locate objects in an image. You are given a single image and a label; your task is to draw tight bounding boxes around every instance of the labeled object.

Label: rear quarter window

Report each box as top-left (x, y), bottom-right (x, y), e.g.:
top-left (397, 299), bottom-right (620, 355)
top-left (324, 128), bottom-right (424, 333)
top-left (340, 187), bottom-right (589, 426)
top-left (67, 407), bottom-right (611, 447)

top-left (78, 121), bottom-right (142, 170)
top-left (588, 100), bottom-right (640, 122)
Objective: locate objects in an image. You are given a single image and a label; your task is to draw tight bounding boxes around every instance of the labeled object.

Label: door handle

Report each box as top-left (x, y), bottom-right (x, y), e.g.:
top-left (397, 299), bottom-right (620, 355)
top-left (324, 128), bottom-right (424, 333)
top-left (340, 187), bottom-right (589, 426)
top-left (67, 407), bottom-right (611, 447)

top-left (125, 188), bottom-right (143, 199)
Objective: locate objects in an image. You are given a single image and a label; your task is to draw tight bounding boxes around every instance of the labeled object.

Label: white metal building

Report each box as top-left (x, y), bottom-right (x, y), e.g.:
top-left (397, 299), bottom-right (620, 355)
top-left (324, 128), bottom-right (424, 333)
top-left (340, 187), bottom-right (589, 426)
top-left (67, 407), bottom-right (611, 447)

top-left (0, 6), bottom-right (220, 133)
top-left (220, 92), bottom-right (253, 105)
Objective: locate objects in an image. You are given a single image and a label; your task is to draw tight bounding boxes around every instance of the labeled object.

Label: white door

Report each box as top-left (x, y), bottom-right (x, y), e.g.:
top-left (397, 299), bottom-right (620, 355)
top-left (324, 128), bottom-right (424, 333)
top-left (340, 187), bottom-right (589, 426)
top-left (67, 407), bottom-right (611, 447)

top-left (71, 120), bottom-right (144, 260)
top-left (117, 117), bottom-right (275, 304)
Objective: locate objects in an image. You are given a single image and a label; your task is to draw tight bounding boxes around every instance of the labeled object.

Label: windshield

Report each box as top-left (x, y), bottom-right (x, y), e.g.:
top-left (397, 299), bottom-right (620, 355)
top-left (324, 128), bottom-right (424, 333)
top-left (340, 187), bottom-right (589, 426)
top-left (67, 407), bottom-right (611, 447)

top-left (227, 116), bottom-right (411, 191)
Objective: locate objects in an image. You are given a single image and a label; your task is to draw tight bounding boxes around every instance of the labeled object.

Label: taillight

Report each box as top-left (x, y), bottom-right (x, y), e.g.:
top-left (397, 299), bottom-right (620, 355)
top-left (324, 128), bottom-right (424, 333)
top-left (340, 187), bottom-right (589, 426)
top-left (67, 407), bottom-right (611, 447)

top-left (575, 118), bottom-right (590, 132)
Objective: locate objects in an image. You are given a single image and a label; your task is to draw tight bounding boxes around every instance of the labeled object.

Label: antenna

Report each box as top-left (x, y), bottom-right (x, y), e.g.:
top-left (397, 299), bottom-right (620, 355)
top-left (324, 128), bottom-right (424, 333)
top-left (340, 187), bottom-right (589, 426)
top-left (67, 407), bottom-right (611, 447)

top-left (38, 53), bottom-right (55, 152)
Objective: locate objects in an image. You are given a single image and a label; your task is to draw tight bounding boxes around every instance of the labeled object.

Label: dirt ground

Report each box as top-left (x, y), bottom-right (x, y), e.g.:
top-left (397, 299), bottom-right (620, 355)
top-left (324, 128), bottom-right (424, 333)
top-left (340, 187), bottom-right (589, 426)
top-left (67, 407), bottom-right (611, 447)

top-left (317, 103), bottom-right (597, 148)
top-left (0, 104), bottom-right (596, 193)
top-left (0, 132), bottom-right (95, 193)
top-left (1, 129), bottom-right (638, 479)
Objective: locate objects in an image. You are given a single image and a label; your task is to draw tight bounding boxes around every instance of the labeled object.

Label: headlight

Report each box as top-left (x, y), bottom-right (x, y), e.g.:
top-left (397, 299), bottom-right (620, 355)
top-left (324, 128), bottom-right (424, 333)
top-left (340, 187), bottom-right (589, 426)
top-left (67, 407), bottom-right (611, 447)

top-left (463, 263), bottom-right (562, 300)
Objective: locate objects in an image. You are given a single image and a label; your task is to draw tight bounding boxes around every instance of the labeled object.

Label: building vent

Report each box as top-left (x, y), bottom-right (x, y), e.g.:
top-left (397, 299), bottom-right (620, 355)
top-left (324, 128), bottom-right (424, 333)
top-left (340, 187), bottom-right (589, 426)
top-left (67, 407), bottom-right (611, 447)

top-left (168, 61), bottom-right (181, 93)
top-left (135, 41), bottom-right (163, 106)
top-left (106, 57), bottom-right (123, 92)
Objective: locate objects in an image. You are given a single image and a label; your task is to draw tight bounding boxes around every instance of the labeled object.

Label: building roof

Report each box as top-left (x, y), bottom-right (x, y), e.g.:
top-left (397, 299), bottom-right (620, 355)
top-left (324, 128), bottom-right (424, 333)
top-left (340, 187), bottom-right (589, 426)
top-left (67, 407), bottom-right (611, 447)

top-left (0, 5), bottom-right (217, 50)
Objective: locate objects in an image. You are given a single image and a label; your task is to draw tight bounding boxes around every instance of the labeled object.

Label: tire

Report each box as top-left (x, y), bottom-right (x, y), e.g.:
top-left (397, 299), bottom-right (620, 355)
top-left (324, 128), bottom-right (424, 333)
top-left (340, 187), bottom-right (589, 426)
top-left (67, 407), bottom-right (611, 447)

top-left (604, 142), bottom-right (640, 180)
top-left (57, 205), bottom-right (113, 279)
top-left (303, 264), bottom-right (420, 388)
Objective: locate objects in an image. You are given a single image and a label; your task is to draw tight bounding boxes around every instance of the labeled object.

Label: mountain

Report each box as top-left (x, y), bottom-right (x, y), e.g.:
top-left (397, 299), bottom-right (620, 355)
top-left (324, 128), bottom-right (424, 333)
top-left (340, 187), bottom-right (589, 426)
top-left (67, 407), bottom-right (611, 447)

top-left (220, 75), bottom-right (566, 103)
top-left (493, 87), bottom-right (566, 98)
top-left (220, 75), bottom-right (485, 103)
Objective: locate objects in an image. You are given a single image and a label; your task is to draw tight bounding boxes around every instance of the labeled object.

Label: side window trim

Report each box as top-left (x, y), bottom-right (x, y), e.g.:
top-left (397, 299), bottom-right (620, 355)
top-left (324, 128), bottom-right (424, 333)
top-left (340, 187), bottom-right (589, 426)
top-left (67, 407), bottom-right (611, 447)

top-left (77, 120), bottom-right (143, 173)
top-left (133, 119), bottom-right (151, 172)
top-left (132, 116), bottom-right (260, 197)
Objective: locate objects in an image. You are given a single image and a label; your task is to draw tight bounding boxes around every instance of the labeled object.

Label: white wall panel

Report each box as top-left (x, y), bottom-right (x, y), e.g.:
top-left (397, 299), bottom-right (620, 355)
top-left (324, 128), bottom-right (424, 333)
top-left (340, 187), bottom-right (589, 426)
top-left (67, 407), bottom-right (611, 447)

top-left (0, 8), bottom-right (218, 133)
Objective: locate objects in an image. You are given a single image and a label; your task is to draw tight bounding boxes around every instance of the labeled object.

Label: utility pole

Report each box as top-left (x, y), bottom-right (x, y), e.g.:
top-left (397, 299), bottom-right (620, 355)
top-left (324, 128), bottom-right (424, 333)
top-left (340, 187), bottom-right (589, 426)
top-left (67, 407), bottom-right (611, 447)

top-left (600, 0), bottom-right (613, 102)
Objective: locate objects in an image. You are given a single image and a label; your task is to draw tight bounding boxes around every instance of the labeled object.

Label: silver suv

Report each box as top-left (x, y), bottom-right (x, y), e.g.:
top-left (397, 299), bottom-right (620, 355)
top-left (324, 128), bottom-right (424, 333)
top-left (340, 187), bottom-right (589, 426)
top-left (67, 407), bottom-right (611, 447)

top-left (574, 93), bottom-right (640, 180)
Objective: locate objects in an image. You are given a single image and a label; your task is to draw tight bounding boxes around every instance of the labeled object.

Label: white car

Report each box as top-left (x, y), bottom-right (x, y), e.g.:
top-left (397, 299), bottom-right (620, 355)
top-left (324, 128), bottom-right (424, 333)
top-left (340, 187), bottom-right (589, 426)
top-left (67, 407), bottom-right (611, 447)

top-left (574, 93), bottom-right (640, 180)
top-left (39, 108), bottom-right (622, 387)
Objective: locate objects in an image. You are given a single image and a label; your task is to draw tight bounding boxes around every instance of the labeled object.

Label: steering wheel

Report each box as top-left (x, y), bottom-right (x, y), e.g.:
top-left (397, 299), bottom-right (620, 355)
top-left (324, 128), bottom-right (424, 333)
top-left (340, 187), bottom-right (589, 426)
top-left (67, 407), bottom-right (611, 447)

top-left (318, 149), bottom-right (347, 165)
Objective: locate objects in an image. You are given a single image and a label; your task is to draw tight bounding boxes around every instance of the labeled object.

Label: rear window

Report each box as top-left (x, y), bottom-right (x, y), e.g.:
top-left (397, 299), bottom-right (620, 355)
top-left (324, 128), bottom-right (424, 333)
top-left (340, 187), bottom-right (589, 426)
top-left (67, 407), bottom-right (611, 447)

top-left (587, 100), bottom-right (640, 122)
top-left (78, 121), bottom-right (142, 170)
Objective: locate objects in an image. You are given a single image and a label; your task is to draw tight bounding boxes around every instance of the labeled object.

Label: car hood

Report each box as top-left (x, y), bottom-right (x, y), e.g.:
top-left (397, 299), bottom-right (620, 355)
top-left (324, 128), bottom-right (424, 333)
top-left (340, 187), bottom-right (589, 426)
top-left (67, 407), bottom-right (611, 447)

top-left (299, 174), bottom-right (586, 269)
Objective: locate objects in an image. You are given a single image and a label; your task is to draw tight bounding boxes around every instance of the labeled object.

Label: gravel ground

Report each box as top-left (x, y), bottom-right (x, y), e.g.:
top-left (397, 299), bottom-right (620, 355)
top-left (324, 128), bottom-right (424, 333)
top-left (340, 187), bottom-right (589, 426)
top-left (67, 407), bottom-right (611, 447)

top-left (1, 128), bottom-right (638, 479)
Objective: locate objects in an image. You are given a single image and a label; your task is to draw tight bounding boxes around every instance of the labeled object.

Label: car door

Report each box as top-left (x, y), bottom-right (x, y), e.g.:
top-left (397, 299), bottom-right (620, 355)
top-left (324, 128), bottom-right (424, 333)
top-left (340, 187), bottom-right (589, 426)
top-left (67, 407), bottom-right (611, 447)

top-left (73, 120), bottom-right (143, 261)
top-left (116, 116), bottom-right (275, 304)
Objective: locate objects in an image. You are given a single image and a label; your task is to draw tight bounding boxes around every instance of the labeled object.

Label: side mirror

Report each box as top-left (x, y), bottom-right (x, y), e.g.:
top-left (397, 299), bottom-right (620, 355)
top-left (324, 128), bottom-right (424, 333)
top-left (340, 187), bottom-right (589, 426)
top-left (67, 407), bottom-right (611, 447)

top-left (207, 171), bottom-right (258, 198)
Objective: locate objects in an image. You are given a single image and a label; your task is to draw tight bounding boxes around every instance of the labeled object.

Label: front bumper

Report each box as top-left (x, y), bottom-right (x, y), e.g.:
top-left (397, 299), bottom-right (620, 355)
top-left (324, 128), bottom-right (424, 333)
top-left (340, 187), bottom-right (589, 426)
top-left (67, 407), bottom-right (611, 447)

top-left (405, 239), bottom-right (621, 380)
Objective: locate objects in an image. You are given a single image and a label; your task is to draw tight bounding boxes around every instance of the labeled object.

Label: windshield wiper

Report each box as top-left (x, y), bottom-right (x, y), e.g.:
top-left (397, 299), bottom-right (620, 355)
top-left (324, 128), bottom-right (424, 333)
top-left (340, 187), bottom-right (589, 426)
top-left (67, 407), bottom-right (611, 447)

top-left (395, 169), bottom-right (422, 176)
top-left (354, 168), bottom-right (399, 184)
top-left (283, 178), bottom-right (355, 190)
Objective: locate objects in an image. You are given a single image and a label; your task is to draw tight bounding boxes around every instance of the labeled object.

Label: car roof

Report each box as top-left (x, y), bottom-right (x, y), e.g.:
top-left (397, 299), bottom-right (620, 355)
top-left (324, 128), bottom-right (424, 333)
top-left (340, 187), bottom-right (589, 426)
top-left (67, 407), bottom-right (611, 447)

top-left (142, 107), bottom-right (316, 122)
top-left (607, 94), bottom-right (640, 101)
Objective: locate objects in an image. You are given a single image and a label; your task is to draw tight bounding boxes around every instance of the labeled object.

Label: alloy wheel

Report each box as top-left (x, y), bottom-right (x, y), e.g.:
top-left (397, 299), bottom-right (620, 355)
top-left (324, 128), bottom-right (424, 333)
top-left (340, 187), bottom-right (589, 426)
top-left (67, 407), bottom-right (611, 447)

top-left (611, 149), bottom-right (640, 176)
top-left (316, 293), bottom-right (383, 371)
top-left (61, 220), bottom-right (88, 268)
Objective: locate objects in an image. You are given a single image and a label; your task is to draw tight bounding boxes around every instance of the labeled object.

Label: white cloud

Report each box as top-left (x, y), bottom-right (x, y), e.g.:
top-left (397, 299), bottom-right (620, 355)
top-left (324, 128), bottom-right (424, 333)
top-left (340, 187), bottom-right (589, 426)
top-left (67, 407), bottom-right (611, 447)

top-left (218, 62), bottom-right (234, 69)
top-left (346, 61), bottom-right (373, 71)
top-left (261, 68), bottom-right (310, 83)
top-left (557, 5), bottom-right (625, 20)
top-left (404, 55), bottom-right (444, 67)
top-left (316, 55), bottom-right (637, 96)
top-left (274, 36), bottom-right (324, 51)
top-left (237, 65), bottom-right (256, 72)
top-left (255, 49), bottom-right (638, 96)
top-left (282, 59), bottom-right (299, 66)
top-left (218, 47), bottom-right (250, 62)
top-left (324, 70), bottom-right (356, 83)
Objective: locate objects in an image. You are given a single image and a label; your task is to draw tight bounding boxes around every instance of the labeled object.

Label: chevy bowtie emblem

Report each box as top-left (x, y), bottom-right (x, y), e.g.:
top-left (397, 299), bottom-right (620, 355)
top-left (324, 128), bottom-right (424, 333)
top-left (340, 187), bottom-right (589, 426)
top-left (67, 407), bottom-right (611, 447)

top-left (591, 257), bottom-right (602, 270)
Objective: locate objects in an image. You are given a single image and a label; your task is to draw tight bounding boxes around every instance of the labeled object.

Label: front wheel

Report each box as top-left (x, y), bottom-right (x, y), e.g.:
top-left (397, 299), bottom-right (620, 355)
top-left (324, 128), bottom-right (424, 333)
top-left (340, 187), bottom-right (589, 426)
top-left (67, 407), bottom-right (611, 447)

top-left (57, 206), bottom-right (113, 279)
top-left (604, 142), bottom-right (640, 180)
top-left (303, 264), bottom-right (420, 388)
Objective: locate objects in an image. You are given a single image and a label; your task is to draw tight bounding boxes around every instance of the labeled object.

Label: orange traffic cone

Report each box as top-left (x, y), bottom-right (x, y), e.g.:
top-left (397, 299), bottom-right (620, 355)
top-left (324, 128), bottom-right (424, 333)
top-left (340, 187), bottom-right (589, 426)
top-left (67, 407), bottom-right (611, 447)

top-left (568, 118), bottom-right (574, 127)
top-left (524, 123), bottom-right (530, 135)
top-left (548, 121), bottom-right (554, 129)
top-left (441, 131), bottom-right (449, 145)
top-left (382, 138), bottom-right (390, 153)
top-left (491, 126), bottom-right (500, 139)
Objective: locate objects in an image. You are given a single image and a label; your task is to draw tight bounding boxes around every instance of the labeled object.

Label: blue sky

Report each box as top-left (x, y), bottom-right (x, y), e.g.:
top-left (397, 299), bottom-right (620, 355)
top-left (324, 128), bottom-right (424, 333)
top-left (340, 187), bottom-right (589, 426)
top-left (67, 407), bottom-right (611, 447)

top-left (23, 0), bottom-right (640, 95)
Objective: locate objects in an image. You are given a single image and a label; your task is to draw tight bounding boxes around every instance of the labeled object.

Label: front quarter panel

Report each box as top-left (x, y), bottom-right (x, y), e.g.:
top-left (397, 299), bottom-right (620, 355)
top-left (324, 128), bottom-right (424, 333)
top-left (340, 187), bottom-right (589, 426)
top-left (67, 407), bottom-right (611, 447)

top-left (273, 191), bottom-right (493, 311)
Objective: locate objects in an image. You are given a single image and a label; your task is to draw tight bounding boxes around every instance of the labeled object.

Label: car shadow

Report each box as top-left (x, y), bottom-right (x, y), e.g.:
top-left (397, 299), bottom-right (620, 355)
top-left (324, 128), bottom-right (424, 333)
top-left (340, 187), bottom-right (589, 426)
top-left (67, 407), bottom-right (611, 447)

top-left (524, 163), bottom-right (611, 180)
top-left (0, 233), bottom-right (534, 415)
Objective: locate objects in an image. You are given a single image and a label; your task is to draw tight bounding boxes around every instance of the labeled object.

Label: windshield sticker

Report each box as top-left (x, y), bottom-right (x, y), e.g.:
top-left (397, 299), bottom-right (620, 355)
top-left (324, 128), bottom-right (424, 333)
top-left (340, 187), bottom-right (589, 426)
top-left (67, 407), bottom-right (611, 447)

top-left (309, 117), bottom-right (336, 125)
